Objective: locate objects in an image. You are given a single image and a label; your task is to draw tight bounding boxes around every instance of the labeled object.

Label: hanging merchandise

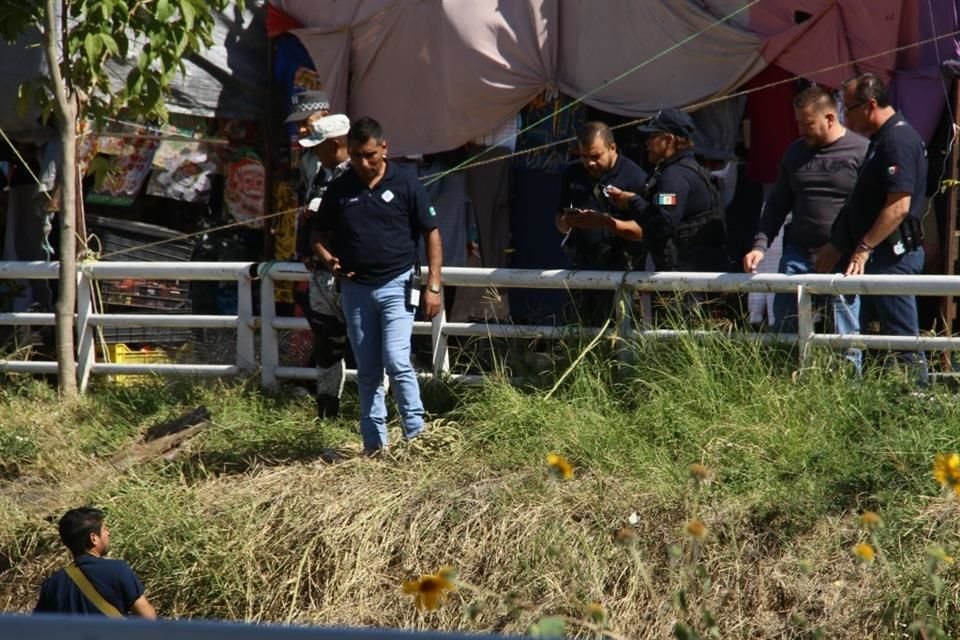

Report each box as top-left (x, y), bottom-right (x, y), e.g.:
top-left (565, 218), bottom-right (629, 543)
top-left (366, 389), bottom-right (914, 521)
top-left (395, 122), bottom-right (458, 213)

top-left (146, 131), bottom-right (221, 203)
top-left (86, 134), bottom-right (159, 206)
top-left (93, 134), bottom-right (129, 157)
top-left (224, 152), bottom-right (266, 227)
top-left (76, 121), bottom-right (100, 177)
top-left (272, 180), bottom-right (298, 305)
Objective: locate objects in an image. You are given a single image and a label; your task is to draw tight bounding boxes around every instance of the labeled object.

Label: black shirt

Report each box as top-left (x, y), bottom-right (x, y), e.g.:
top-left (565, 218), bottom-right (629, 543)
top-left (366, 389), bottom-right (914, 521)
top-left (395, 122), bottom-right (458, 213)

top-left (631, 148), bottom-right (726, 271)
top-left (830, 112), bottom-right (927, 253)
top-left (314, 161), bottom-right (438, 285)
top-left (559, 154), bottom-right (647, 266)
top-left (34, 555), bottom-right (145, 616)
top-left (753, 131), bottom-right (868, 254)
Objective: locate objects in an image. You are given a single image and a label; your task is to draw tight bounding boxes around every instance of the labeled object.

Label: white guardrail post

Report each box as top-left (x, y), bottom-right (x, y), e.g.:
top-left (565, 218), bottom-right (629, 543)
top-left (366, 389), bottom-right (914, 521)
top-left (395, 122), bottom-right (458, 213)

top-left (615, 284), bottom-right (634, 366)
top-left (431, 291), bottom-right (450, 378)
top-left (236, 268), bottom-right (256, 374)
top-left (76, 269), bottom-right (95, 392)
top-left (797, 285), bottom-right (814, 370)
top-left (259, 265), bottom-right (279, 389)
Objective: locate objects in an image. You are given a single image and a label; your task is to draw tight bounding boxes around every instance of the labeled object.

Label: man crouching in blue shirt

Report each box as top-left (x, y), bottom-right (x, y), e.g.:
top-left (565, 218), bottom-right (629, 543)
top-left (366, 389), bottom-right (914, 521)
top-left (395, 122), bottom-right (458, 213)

top-left (35, 507), bottom-right (157, 618)
top-left (313, 117), bottom-right (443, 455)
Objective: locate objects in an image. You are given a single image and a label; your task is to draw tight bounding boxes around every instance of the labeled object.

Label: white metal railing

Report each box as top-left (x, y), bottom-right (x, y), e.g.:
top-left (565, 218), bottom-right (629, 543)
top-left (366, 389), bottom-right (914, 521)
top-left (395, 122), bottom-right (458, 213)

top-left (2, 261), bottom-right (960, 391)
top-left (0, 261), bottom-right (256, 391)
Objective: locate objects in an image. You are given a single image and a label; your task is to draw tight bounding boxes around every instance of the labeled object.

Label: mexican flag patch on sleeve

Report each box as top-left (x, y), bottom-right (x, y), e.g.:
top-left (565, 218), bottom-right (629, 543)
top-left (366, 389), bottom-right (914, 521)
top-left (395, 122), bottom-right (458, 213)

top-left (887, 165), bottom-right (899, 176)
top-left (656, 193), bottom-right (678, 206)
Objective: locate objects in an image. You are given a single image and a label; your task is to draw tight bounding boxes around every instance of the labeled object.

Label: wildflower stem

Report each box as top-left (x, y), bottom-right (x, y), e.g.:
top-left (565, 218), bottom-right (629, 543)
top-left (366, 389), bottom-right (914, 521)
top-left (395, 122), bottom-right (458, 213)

top-left (555, 615), bottom-right (630, 640)
top-left (545, 317), bottom-right (612, 400)
top-left (455, 579), bottom-right (630, 640)
top-left (628, 544), bottom-right (658, 603)
top-left (869, 532), bottom-right (899, 587)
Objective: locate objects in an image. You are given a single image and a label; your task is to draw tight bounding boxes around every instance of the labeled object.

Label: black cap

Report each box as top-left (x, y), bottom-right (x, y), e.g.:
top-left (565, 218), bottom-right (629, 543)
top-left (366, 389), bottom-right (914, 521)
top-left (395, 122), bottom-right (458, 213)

top-left (636, 108), bottom-right (696, 138)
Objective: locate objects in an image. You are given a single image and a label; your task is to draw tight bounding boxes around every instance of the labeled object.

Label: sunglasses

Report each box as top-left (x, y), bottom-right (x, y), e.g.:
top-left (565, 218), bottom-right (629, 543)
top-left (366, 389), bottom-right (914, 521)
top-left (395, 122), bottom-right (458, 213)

top-left (843, 100), bottom-right (869, 113)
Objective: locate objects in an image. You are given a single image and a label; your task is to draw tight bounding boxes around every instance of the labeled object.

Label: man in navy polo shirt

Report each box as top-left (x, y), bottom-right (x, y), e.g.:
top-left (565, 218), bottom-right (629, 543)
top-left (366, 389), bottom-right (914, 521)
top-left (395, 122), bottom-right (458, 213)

top-left (815, 73), bottom-right (928, 383)
top-left (314, 117), bottom-right (443, 454)
top-left (34, 507), bottom-right (156, 618)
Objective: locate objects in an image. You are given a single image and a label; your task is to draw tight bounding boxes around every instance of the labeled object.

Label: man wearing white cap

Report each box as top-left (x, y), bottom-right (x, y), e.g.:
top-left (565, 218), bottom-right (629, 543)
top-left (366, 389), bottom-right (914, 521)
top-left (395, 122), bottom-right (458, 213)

top-left (297, 114), bottom-right (352, 418)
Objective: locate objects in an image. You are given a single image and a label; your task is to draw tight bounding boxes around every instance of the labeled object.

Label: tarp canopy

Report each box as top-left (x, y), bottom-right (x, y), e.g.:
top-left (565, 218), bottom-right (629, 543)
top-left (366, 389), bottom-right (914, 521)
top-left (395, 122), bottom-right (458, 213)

top-left (750, 0), bottom-right (904, 88)
top-left (106, 1), bottom-right (268, 120)
top-left (272, 0), bottom-right (960, 156)
top-left (276, 0), bottom-right (766, 156)
top-left (0, 1), bottom-right (268, 139)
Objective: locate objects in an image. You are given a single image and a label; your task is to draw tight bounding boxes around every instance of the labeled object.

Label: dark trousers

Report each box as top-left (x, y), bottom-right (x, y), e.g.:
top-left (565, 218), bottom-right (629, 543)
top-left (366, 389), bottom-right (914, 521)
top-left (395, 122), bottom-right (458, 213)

top-left (862, 246), bottom-right (928, 385)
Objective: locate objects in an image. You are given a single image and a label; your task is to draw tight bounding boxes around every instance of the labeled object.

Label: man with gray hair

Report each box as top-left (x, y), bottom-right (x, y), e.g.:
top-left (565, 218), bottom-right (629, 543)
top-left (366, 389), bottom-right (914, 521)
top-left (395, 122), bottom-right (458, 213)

top-left (816, 72), bottom-right (929, 384)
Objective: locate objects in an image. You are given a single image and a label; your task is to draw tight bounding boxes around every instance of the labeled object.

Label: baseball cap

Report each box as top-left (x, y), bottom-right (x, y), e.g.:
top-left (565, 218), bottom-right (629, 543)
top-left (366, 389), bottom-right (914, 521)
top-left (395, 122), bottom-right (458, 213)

top-left (636, 108), bottom-right (697, 138)
top-left (284, 90), bottom-right (330, 124)
top-left (298, 114), bottom-right (351, 148)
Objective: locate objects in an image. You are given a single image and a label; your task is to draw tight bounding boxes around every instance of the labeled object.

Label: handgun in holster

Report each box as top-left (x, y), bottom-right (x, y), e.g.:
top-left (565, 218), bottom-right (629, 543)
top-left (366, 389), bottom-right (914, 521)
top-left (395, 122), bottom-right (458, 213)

top-left (885, 216), bottom-right (923, 255)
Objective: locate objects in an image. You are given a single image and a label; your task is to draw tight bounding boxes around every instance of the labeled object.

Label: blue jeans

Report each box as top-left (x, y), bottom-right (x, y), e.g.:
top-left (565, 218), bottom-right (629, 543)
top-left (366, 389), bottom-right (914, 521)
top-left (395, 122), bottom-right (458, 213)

top-left (340, 272), bottom-right (425, 450)
top-left (862, 246), bottom-right (928, 385)
top-left (774, 242), bottom-right (862, 372)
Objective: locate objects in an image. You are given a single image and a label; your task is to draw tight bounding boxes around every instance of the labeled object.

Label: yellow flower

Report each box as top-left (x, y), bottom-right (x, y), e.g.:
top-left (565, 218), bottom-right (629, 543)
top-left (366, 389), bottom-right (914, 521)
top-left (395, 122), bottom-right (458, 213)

top-left (927, 546), bottom-right (955, 565)
top-left (858, 511), bottom-right (882, 530)
top-left (853, 543), bottom-right (875, 563)
top-left (402, 572), bottom-right (456, 611)
top-left (613, 526), bottom-right (638, 546)
top-left (438, 565), bottom-right (458, 580)
top-left (585, 602), bottom-right (607, 625)
top-left (685, 519), bottom-right (707, 540)
top-left (688, 463), bottom-right (710, 484)
top-left (933, 453), bottom-right (960, 495)
top-left (546, 453), bottom-right (574, 480)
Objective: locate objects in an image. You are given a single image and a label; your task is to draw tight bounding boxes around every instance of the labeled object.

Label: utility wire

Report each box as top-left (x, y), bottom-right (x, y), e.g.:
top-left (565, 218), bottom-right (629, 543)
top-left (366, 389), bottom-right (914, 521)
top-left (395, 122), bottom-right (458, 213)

top-left (421, 0), bottom-right (762, 187)
top-left (5, 25), bottom-right (960, 262)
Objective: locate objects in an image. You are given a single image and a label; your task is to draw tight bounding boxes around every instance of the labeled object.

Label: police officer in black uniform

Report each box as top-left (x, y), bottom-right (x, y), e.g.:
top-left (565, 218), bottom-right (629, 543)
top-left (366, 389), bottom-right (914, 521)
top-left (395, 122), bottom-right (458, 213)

top-left (556, 121), bottom-right (647, 323)
top-left (604, 109), bottom-right (728, 273)
top-left (815, 73), bottom-right (928, 383)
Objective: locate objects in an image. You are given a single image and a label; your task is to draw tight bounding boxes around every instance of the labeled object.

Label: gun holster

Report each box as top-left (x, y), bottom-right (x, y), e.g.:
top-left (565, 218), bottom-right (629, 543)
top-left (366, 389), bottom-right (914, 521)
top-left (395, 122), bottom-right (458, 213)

top-left (886, 217), bottom-right (923, 255)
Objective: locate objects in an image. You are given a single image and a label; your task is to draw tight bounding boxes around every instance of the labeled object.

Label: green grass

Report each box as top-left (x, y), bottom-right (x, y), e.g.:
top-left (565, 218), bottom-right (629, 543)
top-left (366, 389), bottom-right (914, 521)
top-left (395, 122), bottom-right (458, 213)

top-left (2, 334), bottom-right (960, 637)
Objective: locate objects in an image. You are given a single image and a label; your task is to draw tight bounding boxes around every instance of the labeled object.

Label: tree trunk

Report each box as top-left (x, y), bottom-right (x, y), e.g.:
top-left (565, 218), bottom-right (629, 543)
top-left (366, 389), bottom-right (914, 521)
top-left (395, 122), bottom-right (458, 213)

top-left (42, 0), bottom-right (78, 397)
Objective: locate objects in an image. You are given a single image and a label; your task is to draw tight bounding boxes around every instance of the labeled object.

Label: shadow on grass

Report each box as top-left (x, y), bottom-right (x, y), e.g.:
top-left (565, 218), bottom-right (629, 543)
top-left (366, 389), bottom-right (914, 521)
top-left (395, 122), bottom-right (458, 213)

top-left (172, 440), bottom-right (346, 479)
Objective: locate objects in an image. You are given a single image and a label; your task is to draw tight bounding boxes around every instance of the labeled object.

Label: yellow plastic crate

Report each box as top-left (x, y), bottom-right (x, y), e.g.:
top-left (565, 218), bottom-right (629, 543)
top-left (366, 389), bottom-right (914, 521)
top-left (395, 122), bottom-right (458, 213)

top-left (104, 343), bottom-right (189, 385)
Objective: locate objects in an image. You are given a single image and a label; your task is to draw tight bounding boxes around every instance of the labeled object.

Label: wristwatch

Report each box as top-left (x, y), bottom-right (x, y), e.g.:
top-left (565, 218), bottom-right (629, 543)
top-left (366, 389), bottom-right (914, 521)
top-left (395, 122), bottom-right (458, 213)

top-left (427, 283), bottom-right (442, 294)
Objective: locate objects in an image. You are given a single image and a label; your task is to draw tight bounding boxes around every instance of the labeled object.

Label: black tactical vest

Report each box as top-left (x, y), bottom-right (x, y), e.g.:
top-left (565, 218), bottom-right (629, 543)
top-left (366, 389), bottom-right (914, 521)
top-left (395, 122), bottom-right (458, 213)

top-left (645, 156), bottom-right (728, 272)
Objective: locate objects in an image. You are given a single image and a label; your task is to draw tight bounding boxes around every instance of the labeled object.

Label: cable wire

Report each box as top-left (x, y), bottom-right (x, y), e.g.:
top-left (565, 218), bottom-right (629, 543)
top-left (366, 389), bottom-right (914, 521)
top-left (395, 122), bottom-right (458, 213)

top-left (421, 0), bottom-right (762, 187)
top-left (5, 24), bottom-right (960, 264)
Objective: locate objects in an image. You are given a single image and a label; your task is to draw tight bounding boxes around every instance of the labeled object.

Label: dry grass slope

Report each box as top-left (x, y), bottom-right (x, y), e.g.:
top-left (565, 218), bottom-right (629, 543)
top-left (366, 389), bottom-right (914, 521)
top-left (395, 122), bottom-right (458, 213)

top-left (2, 335), bottom-right (960, 638)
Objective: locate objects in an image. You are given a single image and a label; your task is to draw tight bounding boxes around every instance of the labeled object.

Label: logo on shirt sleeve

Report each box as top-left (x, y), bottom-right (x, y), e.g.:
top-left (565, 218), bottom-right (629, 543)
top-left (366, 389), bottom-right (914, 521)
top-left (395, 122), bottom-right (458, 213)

top-left (887, 165), bottom-right (899, 176)
top-left (428, 206), bottom-right (437, 217)
top-left (656, 193), bottom-right (677, 206)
